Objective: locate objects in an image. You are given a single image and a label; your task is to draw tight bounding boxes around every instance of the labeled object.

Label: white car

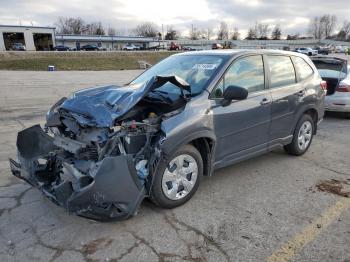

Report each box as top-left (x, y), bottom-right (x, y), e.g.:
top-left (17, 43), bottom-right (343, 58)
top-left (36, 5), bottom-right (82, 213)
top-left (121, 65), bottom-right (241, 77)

top-left (122, 44), bottom-right (140, 51)
top-left (335, 46), bottom-right (344, 53)
top-left (295, 47), bottom-right (318, 56)
top-left (312, 57), bottom-right (350, 118)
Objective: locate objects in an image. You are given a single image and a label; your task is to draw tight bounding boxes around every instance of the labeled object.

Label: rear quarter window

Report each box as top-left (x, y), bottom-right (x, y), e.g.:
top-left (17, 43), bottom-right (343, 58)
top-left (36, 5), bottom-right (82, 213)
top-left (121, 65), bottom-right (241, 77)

top-left (293, 56), bottom-right (314, 81)
top-left (267, 55), bottom-right (296, 88)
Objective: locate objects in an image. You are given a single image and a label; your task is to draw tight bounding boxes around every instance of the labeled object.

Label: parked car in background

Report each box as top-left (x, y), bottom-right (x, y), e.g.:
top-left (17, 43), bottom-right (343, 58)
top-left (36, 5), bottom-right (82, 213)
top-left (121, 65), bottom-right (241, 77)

top-left (335, 46), bottom-right (344, 53)
top-left (11, 42), bottom-right (26, 51)
top-left (311, 56), bottom-right (350, 118)
top-left (9, 50), bottom-right (325, 221)
top-left (211, 43), bottom-right (223, 49)
top-left (81, 44), bottom-right (100, 51)
top-left (53, 45), bottom-right (71, 51)
top-left (122, 44), bottom-right (140, 51)
top-left (169, 42), bottom-right (181, 51)
top-left (182, 46), bottom-right (196, 51)
top-left (314, 46), bottom-right (329, 55)
top-left (295, 47), bottom-right (318, 56)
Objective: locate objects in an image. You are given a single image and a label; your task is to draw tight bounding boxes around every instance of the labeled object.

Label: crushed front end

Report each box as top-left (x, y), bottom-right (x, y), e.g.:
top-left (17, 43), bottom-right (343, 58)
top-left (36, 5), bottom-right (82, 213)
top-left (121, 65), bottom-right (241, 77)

top-left (9, 122), bottom-right (149, 221)
top-left (9, 76), bottom-right (190, 221)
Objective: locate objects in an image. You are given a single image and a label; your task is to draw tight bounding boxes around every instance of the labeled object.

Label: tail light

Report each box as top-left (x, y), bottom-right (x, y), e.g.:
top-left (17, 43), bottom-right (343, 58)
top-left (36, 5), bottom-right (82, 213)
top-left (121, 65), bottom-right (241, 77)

top-left (336, 83), bottom-right (350, 92)
top-left (320, 80), bottom-right (327, 91)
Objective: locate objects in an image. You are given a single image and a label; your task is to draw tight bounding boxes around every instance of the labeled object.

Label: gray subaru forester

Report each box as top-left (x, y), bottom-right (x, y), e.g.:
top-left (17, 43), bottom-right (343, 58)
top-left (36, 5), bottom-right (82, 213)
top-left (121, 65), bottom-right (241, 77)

top-left (10, 50), bottom-right (325, 220)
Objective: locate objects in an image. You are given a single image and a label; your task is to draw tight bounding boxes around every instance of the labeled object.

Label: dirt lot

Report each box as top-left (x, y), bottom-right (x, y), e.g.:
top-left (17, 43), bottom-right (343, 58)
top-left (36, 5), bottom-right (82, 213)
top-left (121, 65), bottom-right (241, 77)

top-left (0, 70), bottom-right (350, 262)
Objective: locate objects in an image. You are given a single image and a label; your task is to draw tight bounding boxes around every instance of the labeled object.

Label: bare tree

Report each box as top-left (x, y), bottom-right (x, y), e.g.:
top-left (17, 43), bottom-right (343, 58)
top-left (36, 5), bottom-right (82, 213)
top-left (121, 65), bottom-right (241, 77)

top-left (286, 33), bottom-right (300, 40)
top-left (337, 20), bottom-right (350, 40)
top-left (245, 27), bottom-right (257, 40)
top-left (257, 22), bottom-right (270, 40)
top-left (271, 25), bottom-right (282, 40)
top-left (231, 27), bottom-right (240, 40)
top-left (342, 20), bottom-right (350, 36)
top-left (206, 27), bottom-right (213, 40)
top-left (217, 21), bottom-right (229, 40)
top-left (189, 25), bottom-right (201, 40)
top-left (55, 17), bottom-right (85, 34)
top-left (84, 22), bottom-right (105, 35)
top-left (323, 14), bottom-right (337, 38)
top-left (309, 17), bottom-right (320, 39)
top-left (107, 27), bottom-right (116, 36)
top-left (134, 22), bottom-right (158, 37)
top-left (165, 26), bottom-right (178, 40)
top-left (309, 14), bottom-right (337, 39)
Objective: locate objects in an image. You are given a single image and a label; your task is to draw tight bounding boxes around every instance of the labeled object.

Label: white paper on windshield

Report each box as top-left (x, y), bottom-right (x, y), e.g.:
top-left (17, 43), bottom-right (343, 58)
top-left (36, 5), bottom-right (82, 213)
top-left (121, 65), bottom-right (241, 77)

top-left (192, 64), bottom-right (218, 70)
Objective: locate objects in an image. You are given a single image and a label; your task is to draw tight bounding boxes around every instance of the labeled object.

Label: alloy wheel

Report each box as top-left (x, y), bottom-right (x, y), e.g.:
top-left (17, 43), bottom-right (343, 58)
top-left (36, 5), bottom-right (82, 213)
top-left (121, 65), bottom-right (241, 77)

top-left (297, 120), bottom-right (313, 151)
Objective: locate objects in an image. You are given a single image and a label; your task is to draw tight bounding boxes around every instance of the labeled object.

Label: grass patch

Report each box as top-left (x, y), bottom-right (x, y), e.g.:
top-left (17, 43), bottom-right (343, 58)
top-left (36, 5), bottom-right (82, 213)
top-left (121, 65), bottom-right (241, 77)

top-left (0, 51), bottom-right (177, 70)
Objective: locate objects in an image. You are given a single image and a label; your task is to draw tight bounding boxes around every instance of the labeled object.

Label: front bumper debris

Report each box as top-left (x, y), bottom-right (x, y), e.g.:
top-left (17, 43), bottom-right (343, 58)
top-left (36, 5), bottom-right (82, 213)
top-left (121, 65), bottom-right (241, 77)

top-left (9, 125), bottom-right (145, 221)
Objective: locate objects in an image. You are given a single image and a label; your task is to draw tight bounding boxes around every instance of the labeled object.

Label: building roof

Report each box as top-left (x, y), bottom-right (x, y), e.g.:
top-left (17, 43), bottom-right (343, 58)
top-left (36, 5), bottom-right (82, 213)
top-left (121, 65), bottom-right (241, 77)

top-left (0, 24), bottom-right (55, 30)
top-left (56, 34), bottom-right (158, 42)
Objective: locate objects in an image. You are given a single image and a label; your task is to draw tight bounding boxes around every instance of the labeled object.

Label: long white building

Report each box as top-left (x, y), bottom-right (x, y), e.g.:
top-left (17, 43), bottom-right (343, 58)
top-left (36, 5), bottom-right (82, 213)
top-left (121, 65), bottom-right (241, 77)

top-left (1, 24), bottom-right (349, 52)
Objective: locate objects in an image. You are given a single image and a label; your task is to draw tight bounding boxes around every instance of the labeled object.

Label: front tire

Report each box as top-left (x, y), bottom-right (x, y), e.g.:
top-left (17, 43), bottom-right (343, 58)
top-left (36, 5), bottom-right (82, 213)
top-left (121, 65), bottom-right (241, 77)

top-left (284, 114), bottom-right (314, 156)
top-left (150, 144), bottom-right (203, 208)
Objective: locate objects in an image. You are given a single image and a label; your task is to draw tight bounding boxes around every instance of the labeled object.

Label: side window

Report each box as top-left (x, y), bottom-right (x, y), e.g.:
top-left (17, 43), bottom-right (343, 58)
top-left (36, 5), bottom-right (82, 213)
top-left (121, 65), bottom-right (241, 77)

top-left (293, 56), bottom-right (314, 81)
top-left (267, 56), bottom-right (296, 88)
top-left (212, 55), bottom-right (265, 98)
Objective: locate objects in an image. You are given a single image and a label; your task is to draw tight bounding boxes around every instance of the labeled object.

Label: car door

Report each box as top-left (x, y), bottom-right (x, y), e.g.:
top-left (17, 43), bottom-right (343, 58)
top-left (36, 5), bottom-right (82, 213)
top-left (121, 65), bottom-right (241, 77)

top-left (210, 55), bottom-right (272, 164)
top-left (266, 55), bottom-right (303, 141)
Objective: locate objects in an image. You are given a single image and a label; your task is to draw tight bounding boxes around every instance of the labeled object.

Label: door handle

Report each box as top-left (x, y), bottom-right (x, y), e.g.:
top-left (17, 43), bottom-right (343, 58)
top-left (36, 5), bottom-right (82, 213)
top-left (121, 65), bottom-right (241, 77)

top-left (260, 98), bottom-right (271, 105)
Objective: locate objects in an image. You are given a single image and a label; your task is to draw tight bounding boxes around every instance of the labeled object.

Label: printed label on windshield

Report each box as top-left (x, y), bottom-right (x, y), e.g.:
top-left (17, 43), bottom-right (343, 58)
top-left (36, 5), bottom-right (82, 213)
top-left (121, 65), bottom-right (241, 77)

top-left (192, 64), bottom-right (218, 70)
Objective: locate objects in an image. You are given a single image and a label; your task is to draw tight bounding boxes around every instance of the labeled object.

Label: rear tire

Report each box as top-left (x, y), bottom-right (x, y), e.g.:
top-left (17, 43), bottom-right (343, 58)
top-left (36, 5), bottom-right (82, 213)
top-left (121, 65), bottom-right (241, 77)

top-left (284, 114), bottom-right (315, 156)
top-left (149, 144), bottom-right (203, 209)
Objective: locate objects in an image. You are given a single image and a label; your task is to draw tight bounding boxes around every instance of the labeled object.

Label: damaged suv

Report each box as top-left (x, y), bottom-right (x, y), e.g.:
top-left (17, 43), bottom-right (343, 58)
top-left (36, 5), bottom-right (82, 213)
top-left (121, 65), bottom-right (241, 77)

top-left (9, 50), bottom-right (325, 221)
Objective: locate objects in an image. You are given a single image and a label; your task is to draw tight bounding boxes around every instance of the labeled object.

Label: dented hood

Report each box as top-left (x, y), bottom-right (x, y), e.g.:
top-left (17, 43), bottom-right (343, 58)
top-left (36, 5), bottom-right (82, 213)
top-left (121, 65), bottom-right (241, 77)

top-left (59, 75), bottom-right (190, 127)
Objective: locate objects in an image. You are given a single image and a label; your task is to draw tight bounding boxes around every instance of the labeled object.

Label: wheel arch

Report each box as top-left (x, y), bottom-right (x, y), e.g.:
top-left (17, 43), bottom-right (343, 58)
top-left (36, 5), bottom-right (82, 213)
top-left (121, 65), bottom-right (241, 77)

top-left (294, 106), bottom-right (318, 135)
top-left (160, 131), bottom-right (216, 176)
top-left (304, 108), bottom-right (318, 134)
top-left (190, 137), bottom-right (215, 177)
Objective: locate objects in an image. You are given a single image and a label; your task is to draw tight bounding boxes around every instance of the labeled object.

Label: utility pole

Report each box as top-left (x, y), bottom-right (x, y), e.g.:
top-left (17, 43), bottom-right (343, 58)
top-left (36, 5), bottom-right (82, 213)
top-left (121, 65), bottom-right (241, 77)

top-left (162, 24), bottom-right (164, 49)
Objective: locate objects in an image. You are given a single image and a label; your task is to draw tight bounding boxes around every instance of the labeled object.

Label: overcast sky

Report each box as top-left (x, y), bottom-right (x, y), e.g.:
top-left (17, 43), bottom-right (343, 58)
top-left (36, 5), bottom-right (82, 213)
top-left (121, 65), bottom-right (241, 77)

top-left (0, 0), bottom-right (349, 37)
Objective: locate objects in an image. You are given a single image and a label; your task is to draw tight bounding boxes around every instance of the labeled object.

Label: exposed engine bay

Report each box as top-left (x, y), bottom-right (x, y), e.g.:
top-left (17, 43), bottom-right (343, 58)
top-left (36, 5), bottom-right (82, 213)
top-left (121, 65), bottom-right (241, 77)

top-left (9, 75), bottom-right (191, 221)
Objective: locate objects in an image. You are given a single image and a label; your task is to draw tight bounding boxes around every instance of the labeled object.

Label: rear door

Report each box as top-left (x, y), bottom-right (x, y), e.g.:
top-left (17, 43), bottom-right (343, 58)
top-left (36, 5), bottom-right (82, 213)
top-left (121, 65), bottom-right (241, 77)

top-left (211, 54), bottom-right (272, 163)
top-left (267, 55), bottom-right (303, 141)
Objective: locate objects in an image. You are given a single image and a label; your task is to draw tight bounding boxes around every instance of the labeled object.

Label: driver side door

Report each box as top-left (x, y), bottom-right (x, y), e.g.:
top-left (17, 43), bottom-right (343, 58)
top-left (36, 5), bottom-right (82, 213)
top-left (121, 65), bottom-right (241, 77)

top-left (210, 55), bottom-right (272, 166)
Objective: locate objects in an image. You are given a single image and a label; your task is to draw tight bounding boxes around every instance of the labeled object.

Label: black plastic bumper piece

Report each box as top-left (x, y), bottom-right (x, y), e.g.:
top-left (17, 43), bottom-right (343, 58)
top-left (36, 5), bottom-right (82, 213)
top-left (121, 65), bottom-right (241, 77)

top-left (9, 125), bottom-right (146, 221)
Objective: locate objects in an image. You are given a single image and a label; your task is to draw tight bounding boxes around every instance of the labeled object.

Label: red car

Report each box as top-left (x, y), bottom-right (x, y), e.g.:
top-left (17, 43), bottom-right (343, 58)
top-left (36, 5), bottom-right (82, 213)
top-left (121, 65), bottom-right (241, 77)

top-left (212, 43), bottom-right (223, 50)
top-left (169, 42), bottom-right (180, 51)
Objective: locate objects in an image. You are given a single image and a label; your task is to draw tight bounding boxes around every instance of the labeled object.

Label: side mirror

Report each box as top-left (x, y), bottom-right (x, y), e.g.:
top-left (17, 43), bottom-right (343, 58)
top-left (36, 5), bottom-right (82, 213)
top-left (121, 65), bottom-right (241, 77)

top-left (221, 85), bottom-right (248, 107)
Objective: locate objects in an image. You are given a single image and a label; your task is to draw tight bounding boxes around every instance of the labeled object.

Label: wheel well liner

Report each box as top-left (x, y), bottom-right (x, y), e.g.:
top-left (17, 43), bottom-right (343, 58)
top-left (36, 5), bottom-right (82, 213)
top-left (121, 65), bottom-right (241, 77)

top-left (304, 108), bottom-right (318, 134)
top-left (190, 137), bottom-right (214, 176)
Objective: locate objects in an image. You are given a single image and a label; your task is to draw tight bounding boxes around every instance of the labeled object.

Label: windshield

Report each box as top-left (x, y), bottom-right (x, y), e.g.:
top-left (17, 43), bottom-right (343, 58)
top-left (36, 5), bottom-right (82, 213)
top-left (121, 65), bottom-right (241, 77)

top-left (129, 54), bottom-right (227, 95)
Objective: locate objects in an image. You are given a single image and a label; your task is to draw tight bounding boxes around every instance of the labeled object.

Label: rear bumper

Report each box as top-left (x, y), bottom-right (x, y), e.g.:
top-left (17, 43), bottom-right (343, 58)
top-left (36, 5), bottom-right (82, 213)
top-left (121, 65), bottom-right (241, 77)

top-left (325, 95), bottom-right (350, 113)
top-left (9, 125), bottom-right (145, 221)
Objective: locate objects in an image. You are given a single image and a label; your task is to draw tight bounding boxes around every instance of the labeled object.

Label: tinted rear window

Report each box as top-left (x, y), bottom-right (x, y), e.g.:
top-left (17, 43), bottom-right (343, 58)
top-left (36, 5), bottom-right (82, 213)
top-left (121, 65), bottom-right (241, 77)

top-left (267, 56), bottom-right (296, 88)
top-left (312, 59), bottom-right (347, 79)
